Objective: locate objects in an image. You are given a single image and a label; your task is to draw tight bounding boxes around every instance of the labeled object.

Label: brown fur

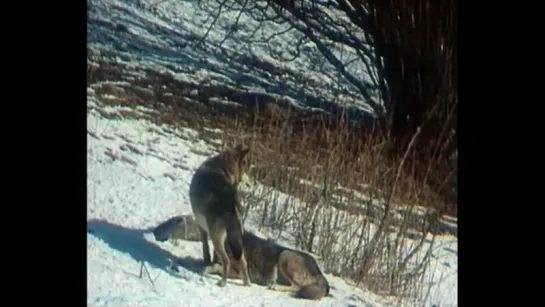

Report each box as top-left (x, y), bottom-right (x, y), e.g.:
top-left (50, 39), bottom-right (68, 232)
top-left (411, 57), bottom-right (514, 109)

top-left (205, 231), bottom-right (330, 300)
top-left (189, 144), bottom-right (252, 287)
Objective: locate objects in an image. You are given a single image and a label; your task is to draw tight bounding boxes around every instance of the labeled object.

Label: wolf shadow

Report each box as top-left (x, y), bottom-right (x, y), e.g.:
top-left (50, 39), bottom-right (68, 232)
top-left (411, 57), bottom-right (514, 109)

top-left (87, 219), bottom-right (207, 277)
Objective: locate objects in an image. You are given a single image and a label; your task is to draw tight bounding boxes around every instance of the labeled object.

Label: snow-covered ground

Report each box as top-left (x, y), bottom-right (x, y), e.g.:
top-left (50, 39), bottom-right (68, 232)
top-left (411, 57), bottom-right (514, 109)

top-left (87, 0), bottom-right (457, 305)
top-left (87, 108), bottom-right (397, 307)
top-left (87, 104), bottom-right (457, 306)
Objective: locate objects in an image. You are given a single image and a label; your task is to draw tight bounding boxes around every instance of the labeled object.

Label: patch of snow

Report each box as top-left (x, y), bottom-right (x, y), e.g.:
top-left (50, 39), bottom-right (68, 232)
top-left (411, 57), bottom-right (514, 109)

top-left (87, 107), bottom-right (457, 307)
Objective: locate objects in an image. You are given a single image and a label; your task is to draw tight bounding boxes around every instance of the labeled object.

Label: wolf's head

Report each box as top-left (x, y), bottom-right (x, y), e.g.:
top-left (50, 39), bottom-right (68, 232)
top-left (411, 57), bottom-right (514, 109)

top-left (221, 144), bottom-right (250, 185)
top-left (153, 216), bottom-right (184, 242)
top-left (153, 215), bottom-right (201, 242)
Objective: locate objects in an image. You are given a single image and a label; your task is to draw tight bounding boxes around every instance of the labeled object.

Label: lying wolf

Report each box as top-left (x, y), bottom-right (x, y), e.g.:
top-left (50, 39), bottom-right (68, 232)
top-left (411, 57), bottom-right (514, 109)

top-left (206, 231), bottom-right (330, 300)
top-left (152, 214), bottom-right (330, 300)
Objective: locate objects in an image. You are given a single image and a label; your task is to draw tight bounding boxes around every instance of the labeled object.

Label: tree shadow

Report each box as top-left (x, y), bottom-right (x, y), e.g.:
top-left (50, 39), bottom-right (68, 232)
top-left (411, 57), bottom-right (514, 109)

top-left (87, 0), bottom-right (375, 123)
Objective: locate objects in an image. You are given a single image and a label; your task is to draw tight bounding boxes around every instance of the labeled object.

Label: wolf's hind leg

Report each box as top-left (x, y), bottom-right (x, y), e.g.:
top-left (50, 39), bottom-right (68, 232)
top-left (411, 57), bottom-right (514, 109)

top-left (209, 229), bottom-right (230, 287)
top-left (238, 254), bottom-right (252, 286)
top-left (199, 228), bottom-right (211, 265)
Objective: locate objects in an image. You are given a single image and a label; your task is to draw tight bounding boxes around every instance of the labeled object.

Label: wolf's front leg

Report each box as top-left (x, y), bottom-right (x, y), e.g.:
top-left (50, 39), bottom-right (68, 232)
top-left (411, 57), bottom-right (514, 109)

top-left (265, 265), bottom-right (279, 290)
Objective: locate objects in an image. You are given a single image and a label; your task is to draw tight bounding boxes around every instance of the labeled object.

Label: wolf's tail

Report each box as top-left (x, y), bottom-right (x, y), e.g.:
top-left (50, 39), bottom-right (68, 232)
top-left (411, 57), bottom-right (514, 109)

top-left (225, 211), bottom-right (244, 260)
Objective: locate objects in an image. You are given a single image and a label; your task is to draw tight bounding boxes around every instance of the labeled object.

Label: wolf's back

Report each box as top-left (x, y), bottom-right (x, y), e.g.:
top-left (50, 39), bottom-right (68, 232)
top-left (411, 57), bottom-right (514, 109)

top-left (189, 169), bottom-right (239, 214)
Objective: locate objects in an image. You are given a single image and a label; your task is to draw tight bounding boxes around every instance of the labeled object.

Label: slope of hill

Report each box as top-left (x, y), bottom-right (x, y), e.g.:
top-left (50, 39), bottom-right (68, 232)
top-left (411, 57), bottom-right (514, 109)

top-left (87, 106), bottom-right (456, 306)
top-left (87, 0), bottom-right (378, 120)
top-left (87, 0), bottom-right (457, 306)
top-left (87, 108), bottom-right (416, 307)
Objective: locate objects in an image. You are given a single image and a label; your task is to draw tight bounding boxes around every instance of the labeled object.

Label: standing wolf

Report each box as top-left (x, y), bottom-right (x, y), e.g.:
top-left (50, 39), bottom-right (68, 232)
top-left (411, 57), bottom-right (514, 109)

top-left (206, 231), bottom-right (330, 300)
top-left (189, 144), bottom-right (252, 287)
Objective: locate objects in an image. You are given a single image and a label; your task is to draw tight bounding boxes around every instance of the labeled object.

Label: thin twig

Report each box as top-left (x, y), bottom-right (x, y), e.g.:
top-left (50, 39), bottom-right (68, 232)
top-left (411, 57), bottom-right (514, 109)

top-left (139, 261), bottom-right (157, 289)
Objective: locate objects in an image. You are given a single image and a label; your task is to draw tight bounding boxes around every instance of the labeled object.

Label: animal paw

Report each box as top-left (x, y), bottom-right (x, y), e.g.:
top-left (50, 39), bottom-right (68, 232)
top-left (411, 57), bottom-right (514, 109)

top-left (217, 279), bottom-right (227, 287)
top-left (243, 280), bottom-right (252, 287)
